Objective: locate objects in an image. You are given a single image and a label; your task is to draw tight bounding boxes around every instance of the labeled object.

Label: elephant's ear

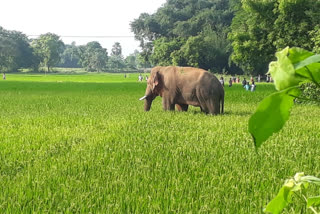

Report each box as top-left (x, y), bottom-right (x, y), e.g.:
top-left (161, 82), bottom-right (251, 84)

top-left (153, 71), bottom-right (160, 90)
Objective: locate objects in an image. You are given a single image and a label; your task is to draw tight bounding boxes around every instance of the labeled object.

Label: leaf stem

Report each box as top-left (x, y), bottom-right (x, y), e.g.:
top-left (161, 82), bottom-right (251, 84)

top-left (305, 66), bottom-right (320, 88)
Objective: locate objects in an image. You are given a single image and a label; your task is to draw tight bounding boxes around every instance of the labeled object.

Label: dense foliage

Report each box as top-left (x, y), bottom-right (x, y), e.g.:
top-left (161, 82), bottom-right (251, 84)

top-left (229, 0), bottom-right (320, 75)
top-left (31, 33), bottom-right (65, 73)
top-left (0, 27), bottom-right (36, 72)
top-left (77, 42), bottom-right (108, 72)
top-left (59, 42), bottom-right (81, 68)
top-left (131, 0), bottom-right (320, 74)
top-left (131, 0), bottom-right (238, 73)
top-left (298, 83), bottom-right (320, 104)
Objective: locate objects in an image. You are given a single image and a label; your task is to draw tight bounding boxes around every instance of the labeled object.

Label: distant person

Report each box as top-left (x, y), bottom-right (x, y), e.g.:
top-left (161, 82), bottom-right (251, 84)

top-left (266, 75), bottom-right (269, 82)
top-left (228, 78), bottom-right (233, 87)
top-left (138, 74), bottom-right (142, 81)
top-left (145, 75), bottom-right (148, 81)
top-left (124, 73), bottom-right (127, 78)
top-left (245, 82), bottom-right (250, 91)
top-left (250, 76), bottom-right (253, 83)
top-left (251, 82), bottom-right (256, 92)
top-left (237, 77), bottom-right (240, 83)
top-left (2, 73), bottom-right (6, 80)
top-left (242, 78), bottom-right (247, 87)
top-left (258, 74), bottom-right (261, 82)
top-left (219, 76), bottom-right (224, 87)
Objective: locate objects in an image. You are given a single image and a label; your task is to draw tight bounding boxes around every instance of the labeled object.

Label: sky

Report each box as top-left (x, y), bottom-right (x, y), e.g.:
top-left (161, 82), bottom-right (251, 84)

top-left (0, 0), bottom-right (167, 57)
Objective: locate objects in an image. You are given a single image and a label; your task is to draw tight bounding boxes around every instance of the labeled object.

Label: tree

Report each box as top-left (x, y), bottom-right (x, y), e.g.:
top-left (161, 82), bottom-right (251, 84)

top-left (229, 1), bottom-right (276, 75)
top-left (78, 41), bottom-right (108, 72)
top-left (130, 13), bottom-right (162, 48)
top-left (9, 30), bottom-right (36, 70)
top-left (272, 0), bottom-right (320, 51)
top-left (32, 33), bottom-right (65, 73)
top-left (59, 42), bottom-right (81, 68)
top-left (111, 42), bottom-right (123, 57)
top-left (0, 29), bottom-right (18, 72)
top-left (108, 42), bottom-right (125, 71)
top-left (171, 29), bottom-right (230, 72)
top-left (107, 55), bottom-right (125, 72)
top-left (229, 0), bottom-right (320, 75)
top-left (131, 0), bottom-right (237, 72)
top-left (0, 26), bottom-right (36, 72)
top-left (125, 50), bottom-right (139, 70)
top-left (137, 42), bottom-right (153, 68)
top-left (151, 37), bottom-right (185, 66)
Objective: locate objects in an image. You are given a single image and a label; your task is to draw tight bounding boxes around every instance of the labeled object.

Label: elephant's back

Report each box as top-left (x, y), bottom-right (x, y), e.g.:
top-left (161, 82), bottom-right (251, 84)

top-left (199, 71), bottom-right (221, 88)
top-left (172, 66), bottom-right (208, 79)
top-left (162, 66), bottom-right (221, 87)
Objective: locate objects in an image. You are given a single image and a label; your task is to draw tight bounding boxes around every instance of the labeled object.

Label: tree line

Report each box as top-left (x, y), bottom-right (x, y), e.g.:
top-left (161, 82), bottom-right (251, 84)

top-left (1, 0), bottom-right (319, 75)
top-left (130, 0), bottom-right (320, 75)
top-left (0, 27), bottom-right (143, 73)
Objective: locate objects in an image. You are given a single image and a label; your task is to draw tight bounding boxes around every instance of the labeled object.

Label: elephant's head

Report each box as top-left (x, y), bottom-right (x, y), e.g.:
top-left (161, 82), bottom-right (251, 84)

top-left (139, 67), bottom-right (163, 111)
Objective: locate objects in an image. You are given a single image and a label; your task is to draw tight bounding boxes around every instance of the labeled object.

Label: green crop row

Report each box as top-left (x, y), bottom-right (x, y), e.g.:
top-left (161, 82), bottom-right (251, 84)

top-left (0, 74), bottom-right (319, 213)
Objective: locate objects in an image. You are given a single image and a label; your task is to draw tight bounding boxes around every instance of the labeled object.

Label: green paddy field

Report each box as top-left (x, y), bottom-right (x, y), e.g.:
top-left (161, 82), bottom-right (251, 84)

top-left (0, 73), bottom-right (319, 213)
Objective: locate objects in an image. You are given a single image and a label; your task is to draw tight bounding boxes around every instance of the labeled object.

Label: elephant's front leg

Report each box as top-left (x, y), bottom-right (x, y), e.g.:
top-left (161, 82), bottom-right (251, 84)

top-left (162, 98), bottom-right (175, 111)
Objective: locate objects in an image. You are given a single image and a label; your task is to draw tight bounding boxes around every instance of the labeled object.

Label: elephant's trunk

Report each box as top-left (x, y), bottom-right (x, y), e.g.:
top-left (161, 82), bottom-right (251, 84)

top-left (144, 98), bottom-right (153, 111)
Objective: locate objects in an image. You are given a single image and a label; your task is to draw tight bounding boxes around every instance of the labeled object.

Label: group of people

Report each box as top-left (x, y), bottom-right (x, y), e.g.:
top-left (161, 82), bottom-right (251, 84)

top-left (242, 77), bottom-right (256, 91)
top-left (219, 75), bottom-right (256, 91)
top-left (138, 74), bottom-right (148, 82)
top-left (123, 73), bottom-right (148, 82)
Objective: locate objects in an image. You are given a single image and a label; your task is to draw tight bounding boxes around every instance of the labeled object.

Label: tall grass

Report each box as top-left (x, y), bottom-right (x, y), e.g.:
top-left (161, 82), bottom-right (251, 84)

top-left (0, 74), bottom-right (319, 213)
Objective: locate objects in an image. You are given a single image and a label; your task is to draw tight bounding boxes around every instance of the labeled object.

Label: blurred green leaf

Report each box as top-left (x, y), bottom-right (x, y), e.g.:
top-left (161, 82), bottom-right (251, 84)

top-left (251, 47), bottom-right (320, 148)
top-left (294, 55), bottom-right (320, 71)
top-left (289, 47), bottom-right (320, 83)
top-left (307, 196), bottom-right (320, 208)
top-left (296, 63), bottom-right (320, 84)
top-left (264, 184), bottom-right (294, 214)
top-left (288, 47), bottom-right (313, 64)
top-left (249, 87), bottom-right (300, 148)
top-left (269, 47), bottom-right (303, 91)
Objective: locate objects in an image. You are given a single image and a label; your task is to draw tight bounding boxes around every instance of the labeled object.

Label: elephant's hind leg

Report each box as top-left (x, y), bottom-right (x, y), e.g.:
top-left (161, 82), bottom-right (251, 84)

top-left (197, 88), bottom-right (209, 114)
top-left (197, 87), bottom-right (220, 115)
top-left (209, 100), bottom-right (220, 114)
top-left (206, 98), bottom-right (220, 115)
top-left (176, 104), bottom-right (189, 111)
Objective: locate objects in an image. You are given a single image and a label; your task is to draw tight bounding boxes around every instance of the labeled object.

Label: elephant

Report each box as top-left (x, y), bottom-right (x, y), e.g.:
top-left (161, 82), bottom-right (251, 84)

top-left (139, 66), bottom-right (224, 115)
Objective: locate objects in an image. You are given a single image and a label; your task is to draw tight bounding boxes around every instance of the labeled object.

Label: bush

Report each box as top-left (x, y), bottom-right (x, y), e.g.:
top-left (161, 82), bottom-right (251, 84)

top-left (297, 82), bottom-right (320, 105)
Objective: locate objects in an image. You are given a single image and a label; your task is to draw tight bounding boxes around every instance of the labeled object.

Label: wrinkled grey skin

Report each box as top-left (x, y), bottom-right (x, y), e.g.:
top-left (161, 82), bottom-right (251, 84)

top-left (140, 66), bottom-right (224, 115)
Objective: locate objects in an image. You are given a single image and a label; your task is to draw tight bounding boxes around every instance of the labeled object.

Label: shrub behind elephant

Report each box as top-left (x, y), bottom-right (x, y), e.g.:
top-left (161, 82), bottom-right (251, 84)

top-left (140, 66), bottom-right (224, 115)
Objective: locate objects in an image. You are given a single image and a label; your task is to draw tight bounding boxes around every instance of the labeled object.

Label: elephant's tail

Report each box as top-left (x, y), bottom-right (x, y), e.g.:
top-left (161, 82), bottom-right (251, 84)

top-left (220, 93), bottom-right (224, 114)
